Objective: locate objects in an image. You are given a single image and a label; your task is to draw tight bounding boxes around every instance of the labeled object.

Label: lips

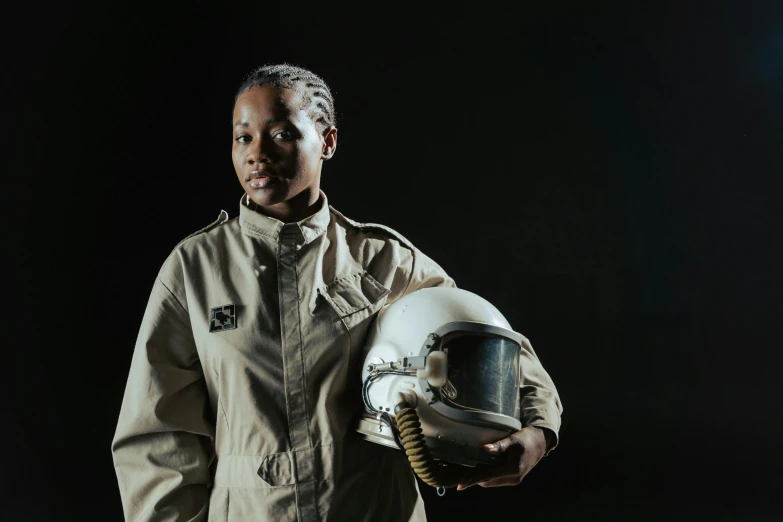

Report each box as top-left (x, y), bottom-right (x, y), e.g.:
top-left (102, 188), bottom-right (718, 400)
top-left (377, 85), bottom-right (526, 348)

top-left (247, 170), bottom-right (278, 189)
top-left (248, 170), bottom-right (275, 180)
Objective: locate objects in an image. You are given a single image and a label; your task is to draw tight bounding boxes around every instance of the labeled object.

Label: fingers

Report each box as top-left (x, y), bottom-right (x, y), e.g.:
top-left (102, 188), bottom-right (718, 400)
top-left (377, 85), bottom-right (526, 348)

top-left (457, 445), bottom-right (536, 491)
top-left (458, 463), bottom-right (533, 490)
top-left (477, 459), bottom-right (534, 488)
top-left (457, 467), bottom-right (523, 490)
top-left (477, 475), bottom-right (524, 488)
top-left (484, 433), bottom-right (517, 454)
top-left (456, 458), bottom-right (520, 490)
top-left (456, 428), bottom-right (548, 491)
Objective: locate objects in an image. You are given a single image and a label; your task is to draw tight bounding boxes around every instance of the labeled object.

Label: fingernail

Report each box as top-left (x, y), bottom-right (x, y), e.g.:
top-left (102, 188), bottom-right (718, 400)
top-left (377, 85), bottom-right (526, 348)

top-left (485, 444), bottom-right (498, 453)
top-left (457, 484), bottom-right (464, 491)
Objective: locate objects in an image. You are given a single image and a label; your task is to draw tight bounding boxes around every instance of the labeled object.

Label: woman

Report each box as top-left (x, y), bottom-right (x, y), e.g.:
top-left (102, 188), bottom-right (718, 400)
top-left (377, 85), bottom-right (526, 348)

top-left (111, 64), bottom-right (562, 522)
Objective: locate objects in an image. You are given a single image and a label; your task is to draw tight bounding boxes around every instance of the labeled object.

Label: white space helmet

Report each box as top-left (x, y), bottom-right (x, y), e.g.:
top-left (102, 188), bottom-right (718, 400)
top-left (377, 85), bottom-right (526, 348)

top-left (355, 287), bottom-right (524, 493)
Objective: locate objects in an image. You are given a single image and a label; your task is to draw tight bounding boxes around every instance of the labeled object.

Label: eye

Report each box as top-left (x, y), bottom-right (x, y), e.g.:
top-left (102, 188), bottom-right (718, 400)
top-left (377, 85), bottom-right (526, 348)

top-left (235, 134), bottom-right (251, 144)
top-left (272, 130), bottom-right (294, 141)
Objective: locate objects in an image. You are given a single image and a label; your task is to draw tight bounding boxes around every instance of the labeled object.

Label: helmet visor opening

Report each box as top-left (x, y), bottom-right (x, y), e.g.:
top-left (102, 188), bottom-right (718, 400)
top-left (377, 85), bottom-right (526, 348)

top-left (437, 334), bottom-right (520, 419)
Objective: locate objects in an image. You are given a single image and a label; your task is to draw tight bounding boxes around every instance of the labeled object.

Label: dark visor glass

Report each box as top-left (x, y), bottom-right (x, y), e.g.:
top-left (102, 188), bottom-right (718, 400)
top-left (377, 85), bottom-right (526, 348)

top-left (437, 334), bottom-right (520, 418)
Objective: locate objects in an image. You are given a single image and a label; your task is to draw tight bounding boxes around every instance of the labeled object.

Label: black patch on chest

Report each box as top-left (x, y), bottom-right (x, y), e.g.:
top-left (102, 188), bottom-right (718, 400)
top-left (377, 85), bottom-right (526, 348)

top-left (209, 304), bottom-right (237, 332)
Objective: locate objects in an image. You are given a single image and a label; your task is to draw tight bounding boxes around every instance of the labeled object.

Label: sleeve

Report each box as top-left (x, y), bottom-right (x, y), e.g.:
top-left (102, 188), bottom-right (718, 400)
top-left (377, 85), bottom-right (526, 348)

top-left (402, 245), bottom-right (457, 293)
top-left (518, 334), bottom-right (563, 454)
top-left (111, 260), bottom-right (215, 521)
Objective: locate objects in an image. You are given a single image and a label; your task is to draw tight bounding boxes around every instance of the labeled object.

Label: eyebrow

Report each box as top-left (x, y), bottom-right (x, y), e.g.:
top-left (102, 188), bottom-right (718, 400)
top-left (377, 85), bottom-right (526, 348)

top-left (234, 117), bottom-right (289, 127)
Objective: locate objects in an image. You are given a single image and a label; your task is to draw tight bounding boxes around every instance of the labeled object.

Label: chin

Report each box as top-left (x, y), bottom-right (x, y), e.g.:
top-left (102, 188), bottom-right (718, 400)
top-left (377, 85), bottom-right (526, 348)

top-left (247, 187), bottom-right (290, 208)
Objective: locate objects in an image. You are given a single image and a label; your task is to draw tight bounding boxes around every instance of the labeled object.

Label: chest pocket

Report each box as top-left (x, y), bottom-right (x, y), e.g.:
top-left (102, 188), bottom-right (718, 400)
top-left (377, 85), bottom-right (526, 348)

top-left (317, 271), bottom-right (390, 329)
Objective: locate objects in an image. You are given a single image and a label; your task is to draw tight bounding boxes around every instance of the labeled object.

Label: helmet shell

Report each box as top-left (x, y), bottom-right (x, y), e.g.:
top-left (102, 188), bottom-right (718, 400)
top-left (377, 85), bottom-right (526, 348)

top-left (356, 287), bottom-right (524, 467)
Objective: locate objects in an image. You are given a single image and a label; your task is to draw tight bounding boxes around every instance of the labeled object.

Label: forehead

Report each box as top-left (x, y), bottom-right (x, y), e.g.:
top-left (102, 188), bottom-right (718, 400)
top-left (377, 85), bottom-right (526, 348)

top-left (233, 86), bottom-right (308, 124)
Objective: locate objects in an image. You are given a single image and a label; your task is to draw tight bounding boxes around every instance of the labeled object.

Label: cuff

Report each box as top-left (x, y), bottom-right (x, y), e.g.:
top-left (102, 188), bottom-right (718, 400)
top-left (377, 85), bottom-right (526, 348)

top-left (527, 424), bottom-right (559, 456)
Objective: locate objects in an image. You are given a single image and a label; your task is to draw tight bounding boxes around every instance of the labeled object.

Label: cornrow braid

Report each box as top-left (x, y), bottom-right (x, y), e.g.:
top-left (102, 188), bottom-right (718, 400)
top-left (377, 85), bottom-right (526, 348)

top-left (235, 63), bottom-right (337, 131)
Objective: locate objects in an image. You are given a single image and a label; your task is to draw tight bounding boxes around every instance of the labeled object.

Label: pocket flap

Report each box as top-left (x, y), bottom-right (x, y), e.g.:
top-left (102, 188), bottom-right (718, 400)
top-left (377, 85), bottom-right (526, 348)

top-left (318, 271), bottom-right (390, 318)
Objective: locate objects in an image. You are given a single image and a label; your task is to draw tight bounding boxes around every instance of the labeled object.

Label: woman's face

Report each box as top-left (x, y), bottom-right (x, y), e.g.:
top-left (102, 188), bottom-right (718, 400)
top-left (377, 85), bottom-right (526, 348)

top-left (232, 86), bottom-right (336, 213)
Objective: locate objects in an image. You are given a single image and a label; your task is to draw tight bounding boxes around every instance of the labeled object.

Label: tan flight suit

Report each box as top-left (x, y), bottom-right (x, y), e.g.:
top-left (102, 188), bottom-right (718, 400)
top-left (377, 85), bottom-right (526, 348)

top-left (111, 191), bottom-right (562, 522)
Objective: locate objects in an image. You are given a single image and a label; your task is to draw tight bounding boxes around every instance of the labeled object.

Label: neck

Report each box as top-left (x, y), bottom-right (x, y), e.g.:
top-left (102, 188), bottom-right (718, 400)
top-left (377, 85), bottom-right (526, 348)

top-left (251, 187), bottom-right (322, 223)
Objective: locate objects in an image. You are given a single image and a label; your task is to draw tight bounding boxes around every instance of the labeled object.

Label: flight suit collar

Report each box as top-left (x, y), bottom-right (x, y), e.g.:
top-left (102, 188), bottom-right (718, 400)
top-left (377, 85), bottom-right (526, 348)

top-left (238, 190), bottom-right (331, 245)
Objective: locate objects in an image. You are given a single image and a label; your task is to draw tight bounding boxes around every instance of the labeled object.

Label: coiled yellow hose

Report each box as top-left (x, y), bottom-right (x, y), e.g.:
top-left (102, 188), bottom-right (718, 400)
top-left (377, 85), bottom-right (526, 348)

top-left (395, 404), bottom-right (474, 489)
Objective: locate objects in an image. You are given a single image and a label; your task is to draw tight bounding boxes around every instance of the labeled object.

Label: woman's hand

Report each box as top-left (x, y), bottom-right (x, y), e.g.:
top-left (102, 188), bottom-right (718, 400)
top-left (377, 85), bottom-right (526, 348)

top-left (456, 426), bottom-right (547, 490)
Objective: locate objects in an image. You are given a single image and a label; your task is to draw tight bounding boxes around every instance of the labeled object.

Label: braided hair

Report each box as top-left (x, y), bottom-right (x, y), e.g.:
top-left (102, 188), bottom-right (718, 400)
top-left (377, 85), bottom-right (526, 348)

top-left (235, 64), bottom-right (337, 132)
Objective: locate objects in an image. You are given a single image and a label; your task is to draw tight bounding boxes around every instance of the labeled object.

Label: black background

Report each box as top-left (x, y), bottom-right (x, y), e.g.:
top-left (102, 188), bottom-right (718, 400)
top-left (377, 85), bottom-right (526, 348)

top-left (5, 1), bottom-right (782, 520)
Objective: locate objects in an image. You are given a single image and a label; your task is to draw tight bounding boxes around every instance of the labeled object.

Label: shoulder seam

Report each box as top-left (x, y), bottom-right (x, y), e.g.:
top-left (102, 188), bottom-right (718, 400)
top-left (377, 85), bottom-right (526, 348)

top-left (329, 205), bottom-right (419, 298)
top-left (329, 206), bottom-right (415, 251)
top-left (172, 209), bottom-right (231, 251)
top-left (157, 275), bottom-right (189, 317)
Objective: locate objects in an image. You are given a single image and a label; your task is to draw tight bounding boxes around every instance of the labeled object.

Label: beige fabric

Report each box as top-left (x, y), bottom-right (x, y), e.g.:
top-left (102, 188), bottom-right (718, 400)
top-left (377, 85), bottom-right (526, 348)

top-left (111, 191), bottom-right (562, 522)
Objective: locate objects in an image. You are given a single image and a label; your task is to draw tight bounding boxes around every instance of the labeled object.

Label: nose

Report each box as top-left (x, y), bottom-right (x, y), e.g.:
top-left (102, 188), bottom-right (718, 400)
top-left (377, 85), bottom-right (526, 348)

top-left (247, 134), bottom-right (272, 165)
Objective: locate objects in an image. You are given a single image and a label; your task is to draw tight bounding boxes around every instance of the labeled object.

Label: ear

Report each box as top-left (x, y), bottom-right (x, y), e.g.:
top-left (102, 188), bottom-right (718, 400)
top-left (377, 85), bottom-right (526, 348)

top-left (321, 126), bottom-right (337, 160)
